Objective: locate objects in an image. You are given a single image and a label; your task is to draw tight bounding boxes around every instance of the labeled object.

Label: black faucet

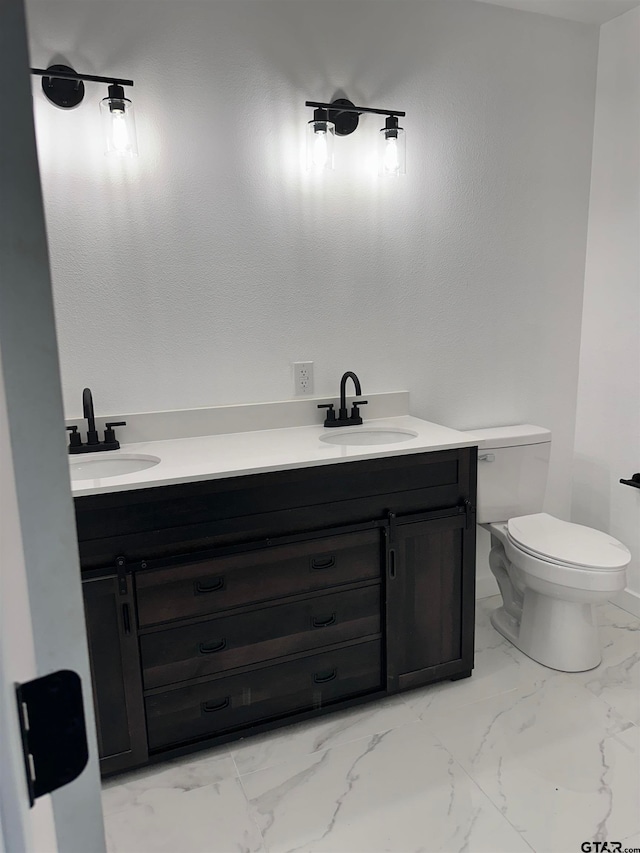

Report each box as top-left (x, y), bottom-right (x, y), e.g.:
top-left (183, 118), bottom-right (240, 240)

top-left (318, 371), bottom-right (368, 428)
top-left (66, 387), bottom-right (127, 454)
top-left (83, 387), bottom-right (100, 446)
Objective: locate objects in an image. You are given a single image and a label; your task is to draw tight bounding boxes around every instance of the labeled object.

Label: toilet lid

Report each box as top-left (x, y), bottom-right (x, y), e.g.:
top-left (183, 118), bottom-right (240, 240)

top-left (507, 513), bottom-right (631, 570)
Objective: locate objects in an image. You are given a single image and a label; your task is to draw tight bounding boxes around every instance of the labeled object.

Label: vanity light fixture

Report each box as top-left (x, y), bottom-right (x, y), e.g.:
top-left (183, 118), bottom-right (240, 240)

top-left (100, 83), bottom-right (138, 157)
top-left (379, 115), bottom-right (406, 177)
top-left (307, 107), bottom-right (336, 170)
top-left (305, 98), bottom-right (406, 175)
top-left (31, 64), bottom-right (138, 157)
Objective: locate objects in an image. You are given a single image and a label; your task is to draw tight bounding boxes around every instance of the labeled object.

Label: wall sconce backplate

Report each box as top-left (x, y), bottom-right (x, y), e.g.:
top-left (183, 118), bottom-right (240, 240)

top-left (41, 64), bottom-right (85, 109)
top-left (328, 98), bottom-right (359, 136)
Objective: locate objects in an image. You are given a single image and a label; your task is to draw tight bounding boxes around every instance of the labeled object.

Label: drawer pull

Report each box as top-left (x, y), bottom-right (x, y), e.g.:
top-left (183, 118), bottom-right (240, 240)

top-left (198, 639), bottom-right (227, 655)
top-left (313, 668), bottom-right (337, 684)
top-left (122, 602), bottom-right (131, 635)
top-left (311, 613), bottom-right (336, 629)
top-left (194, 576), bottom-right (225, 595)
top-left (201, 697), bottom-right (230, 714)
top-left (310, 555), bottom-right (336, 571)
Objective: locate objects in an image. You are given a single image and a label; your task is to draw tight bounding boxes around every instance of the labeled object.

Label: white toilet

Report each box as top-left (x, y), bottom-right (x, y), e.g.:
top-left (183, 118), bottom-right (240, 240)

top-left (471, 424), bottom-right (630, 672)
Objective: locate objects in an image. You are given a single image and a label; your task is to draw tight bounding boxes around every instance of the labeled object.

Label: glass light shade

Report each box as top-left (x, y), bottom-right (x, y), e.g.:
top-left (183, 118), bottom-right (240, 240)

top-left (100, 97), bottom-right (138, 157)
top-left (379, 126), bottom-right (406, 176)
top-left (306, 119), bottom-right (335, 171)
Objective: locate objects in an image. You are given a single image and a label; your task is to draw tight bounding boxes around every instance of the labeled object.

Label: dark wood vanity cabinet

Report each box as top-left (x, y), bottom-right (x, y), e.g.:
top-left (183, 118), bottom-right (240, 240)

top-left (76, 447), bottom-right (476, 776)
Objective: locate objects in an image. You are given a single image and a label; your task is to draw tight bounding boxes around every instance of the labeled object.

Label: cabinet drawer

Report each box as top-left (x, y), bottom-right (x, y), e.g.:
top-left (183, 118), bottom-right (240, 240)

top-left (145, 640), bottom-right (382, 750)
top-left (140, 584), bottom-right (381, 689)
top-left (136, 529), bottom-right (381, 627)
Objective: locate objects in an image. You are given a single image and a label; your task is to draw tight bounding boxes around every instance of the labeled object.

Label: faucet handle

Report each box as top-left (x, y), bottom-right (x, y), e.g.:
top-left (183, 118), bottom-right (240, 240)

top-left (317, 403), bottom-right (336, 426)
top-left (349, 400), bottom-right (368, 424)
top-left (66, 425), bottom-right (83, 449)
top-left (104, 421), bottom-right (127, 448)
top-left (351, 399), bottom-right (368, 411)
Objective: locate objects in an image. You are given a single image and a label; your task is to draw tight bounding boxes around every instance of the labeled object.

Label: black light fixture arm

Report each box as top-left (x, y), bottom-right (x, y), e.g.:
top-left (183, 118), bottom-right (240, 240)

top-left (31, 67), bottom-right (134, 87)
top-left (305, 100), bottom-right (405, 118)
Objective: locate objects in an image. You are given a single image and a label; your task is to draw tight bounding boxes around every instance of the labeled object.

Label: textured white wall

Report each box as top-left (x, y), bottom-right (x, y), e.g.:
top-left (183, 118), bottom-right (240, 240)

top-left (26, 0), bottom-right (598, 521)
top-left (572, 6), bottom-right (640, 603)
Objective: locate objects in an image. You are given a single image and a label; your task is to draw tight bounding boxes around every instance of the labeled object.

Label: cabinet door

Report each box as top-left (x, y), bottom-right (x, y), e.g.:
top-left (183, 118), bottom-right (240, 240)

top-left (82, 575), bottom-right (148, 775)
top-left (386, 510), bottom-right (475, 692)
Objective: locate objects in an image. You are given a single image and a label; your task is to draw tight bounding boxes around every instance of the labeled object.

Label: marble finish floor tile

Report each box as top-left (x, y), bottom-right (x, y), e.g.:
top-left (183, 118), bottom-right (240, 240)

top-left (104, 776), bottom-right (265, 853)
top-left (241, 720), bottom-right (533, 853)
top-left (569, 602), bottom-right (640, 725)
top-left (102, 744), bottom-right (234, 816)
top-left (622, 831), bottom-right (640, 848)
top-left (99, 598), bottom-right (640, 853)
top-left (425, 675), bottom-right (640, 853)
top-left (231, 694), bottom-right (419, 776)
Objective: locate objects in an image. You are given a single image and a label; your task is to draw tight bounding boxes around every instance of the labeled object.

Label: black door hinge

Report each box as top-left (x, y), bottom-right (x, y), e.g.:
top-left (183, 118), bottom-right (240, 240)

top-left (116, 555), bottom-right (128, 595)
top-left (16, 670), bottom-right (89, 806)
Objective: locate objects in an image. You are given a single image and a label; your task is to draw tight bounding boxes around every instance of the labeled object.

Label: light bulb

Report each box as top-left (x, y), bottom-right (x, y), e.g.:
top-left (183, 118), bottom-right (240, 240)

top-left (101, 84), bottom-right (138, 157)
top-left (111, 110), bottom-right (130, 153)
top-left (306, 109), bottom-right (335, 171)
top-left (378, 117), bottom-right (406, 176)
top-left (312, 129), bottom-right (328, 169)
top-left (383, 136), bottom-right (400, 176)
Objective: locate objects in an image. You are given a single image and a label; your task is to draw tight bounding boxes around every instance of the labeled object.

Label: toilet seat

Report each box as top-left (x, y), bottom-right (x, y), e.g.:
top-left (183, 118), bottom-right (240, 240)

top-left (507, 513), bottom-right (631, 571)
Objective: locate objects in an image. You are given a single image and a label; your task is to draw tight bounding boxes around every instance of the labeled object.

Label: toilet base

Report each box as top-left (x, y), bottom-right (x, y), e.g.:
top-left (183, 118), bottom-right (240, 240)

top-left (490, 592), bottom-right (602, 672)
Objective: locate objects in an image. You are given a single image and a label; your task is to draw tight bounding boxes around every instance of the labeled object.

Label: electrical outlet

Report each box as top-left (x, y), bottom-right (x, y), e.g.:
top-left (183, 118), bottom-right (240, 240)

top-left (293, 362), bottom-right (314, 395)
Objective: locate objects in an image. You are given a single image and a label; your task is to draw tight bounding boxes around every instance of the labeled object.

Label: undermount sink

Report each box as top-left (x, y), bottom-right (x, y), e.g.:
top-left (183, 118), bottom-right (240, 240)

top-left (69, 453), bottom-right (161, 481)
top-left (320, 427), bottom-right (419, 447)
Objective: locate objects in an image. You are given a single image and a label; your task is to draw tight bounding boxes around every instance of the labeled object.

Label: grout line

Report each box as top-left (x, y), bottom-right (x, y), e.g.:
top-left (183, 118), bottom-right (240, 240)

top-left (232, 753), bottom-right (270, 852)
top-left (435, 732), bottom-right (537, 853)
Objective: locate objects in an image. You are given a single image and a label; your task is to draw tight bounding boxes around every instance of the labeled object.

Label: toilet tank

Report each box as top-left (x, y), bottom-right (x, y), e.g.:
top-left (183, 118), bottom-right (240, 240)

top-left (468, 425), bottom-right (551, 524)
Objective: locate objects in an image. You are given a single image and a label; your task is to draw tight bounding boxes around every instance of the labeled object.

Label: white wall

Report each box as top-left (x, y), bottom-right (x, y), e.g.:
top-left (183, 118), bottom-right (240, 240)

top-left (26, 0), bottom-right (599, 528)
top-left (572, 6), bottom-right (640, 610)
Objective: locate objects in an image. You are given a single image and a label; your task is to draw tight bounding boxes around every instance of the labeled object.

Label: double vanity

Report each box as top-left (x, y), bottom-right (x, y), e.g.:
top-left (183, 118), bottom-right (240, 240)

top-left (70, 394), bottom-right (478, 776)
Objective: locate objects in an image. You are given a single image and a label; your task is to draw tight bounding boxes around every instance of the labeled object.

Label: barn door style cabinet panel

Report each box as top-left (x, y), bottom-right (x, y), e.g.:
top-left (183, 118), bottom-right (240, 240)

top-left (76, 448), bottom-right (477, 775)
top-left (81, 574), bottom-right (148, 774)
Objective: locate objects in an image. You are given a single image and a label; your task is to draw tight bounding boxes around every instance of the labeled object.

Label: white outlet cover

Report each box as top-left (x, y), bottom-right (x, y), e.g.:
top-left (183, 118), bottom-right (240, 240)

top-left (293, 362), bottom-right (314, 395)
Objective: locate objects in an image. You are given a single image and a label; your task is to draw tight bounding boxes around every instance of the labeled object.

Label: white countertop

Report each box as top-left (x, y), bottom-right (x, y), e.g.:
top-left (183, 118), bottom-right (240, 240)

top-left (69, 415), bottom-right (479, 497)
